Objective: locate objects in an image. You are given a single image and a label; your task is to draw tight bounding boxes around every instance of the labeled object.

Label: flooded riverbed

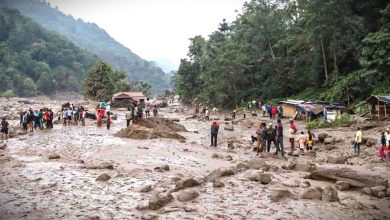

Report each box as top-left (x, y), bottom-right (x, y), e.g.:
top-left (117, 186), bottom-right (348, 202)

top-left (0, 97), bottom-right (389, 219)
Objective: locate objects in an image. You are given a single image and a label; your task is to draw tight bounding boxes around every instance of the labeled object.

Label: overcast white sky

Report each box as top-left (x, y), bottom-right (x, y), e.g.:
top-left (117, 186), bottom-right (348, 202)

top-left (47, 0), bottom-right (247, 68)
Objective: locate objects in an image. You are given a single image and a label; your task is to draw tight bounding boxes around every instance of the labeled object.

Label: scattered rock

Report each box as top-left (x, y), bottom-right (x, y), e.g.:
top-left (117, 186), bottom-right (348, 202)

top-left (324, 137), bottom-right (335, 145)
top-left (300, 181), bottom-right (311, 188)
top-left (335, 181), bottom-right (350, 191)
top-left (0, 143), bottom-right (6, 150)
top-left (148, 193), bottom-right (174, 210)
top-left (259, 173), bottom-right (272, 184)
top-left (247, 159), bottom-right (270, 170)
top-left (308, 165), bottom-right (388, 188)
top-left (326, 156), bottom-right (347, 164)
top-left (281, 160), bottom-right (296, 170)
top-left (305, 150), bottom-right (316, 157)
top-left (269, 190), bottom-right (292, 202)
top-left (175, 178), bottom-right (200, 191)
top-left (176, 190), bottom-right (199, 202)
top-left (227, 141), bottom-right (234, 149)
top-left (48, 154), bottom-right (61, 160)
top-left (236, 162), bottom-right (250, 170)
top-left (135, 184), bottom-right (153, 193)
top-left (161, 165), bottom-right (170, 171)
top-left (96, 173), bottom-right (111, 182)
top-left (211, 153), bottom-right (221, 159)
top-left (86, 163), bottom-right (114, 169)
top-left (300, 188), bottom-right (322, 200)
top-left (325, 145), bottom-right (336, 151)
top-left (322, 186), bottom-right (339, 202)
top-left (205, 167), bottom-right (237, 181)
top-left (370, 186), bottom-right (386, 198)
top-left (225, 155), bottom-right (233, 161)
top-left (318, 133), bottom-right (328, 142)
top-left (224, 125), bottom-right (234, 131)
top-left (212, 180), bottom-right (225, 188)
top-left (361, 187), bottom-right (372, 196)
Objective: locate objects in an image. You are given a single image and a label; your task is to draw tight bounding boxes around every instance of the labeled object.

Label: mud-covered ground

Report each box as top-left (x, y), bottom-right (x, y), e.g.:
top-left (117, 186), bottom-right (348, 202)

top-left (0, 97), bottom-right (389, 220)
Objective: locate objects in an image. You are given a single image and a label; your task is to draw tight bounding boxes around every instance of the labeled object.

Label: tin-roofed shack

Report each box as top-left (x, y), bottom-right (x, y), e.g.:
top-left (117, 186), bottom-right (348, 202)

top-left (111, 92), bottom-right (146, 107)
top-left (279, 99), bottom-right (346, 121)
top-left (365, 95), bottom-right (390, 120)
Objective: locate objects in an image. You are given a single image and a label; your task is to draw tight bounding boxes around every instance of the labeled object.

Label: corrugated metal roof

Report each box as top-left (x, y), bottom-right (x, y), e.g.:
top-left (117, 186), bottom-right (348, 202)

top-left (365, 95), bottom-right (390, 104)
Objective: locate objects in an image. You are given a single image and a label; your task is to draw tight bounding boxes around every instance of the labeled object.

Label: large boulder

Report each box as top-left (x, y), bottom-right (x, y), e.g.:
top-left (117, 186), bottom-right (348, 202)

top-left (212, 180), bottom-right (225, 188)
top-left (176, 190), bottom-right (199, 202)
top-left (335, 181), bottom-right (350, 191)
top-left (326, 156), bottom-right (347, 164)
top-left (247, 159), bottom-right (270, 170)
top-left (224, 125), bottom-right (234, 131)
top-left (300, 188), bottom-right (322, 200)
top-left (48, 154), bottom-right (61, 160)
top-left (370, 186), bottom-right (386, 198)
top-left (318, 133), bottom-right (329, 142)
top-left (308, 165), bottom-right (388, 188)
top-left (281, 160), bottom-right (296, 170)
top-left (148, 193), bottom-right (174, 210)
top-left (269, 190), bottom-right (293, 202)
top-left (236, 162), bottom-right (250, 170)
top-left (324, 137), bottom-right (335, 145)
top-left (322, 186), bottom-right (339, 202)
top-left (205, 167), bottom-right (237, 181)
top-left (175, 178), bottom-right (200, 191)
top-left (96, 173), bottom-right (111, 182)
top-left (135, 184), bottom-right (153, 193)
top-left (259, 173), bottom-right (272, 184)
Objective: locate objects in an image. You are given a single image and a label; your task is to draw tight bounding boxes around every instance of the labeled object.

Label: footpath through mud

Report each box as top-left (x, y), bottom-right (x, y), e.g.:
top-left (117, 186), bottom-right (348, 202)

top-left (0, 97), bottom-right (389, 219)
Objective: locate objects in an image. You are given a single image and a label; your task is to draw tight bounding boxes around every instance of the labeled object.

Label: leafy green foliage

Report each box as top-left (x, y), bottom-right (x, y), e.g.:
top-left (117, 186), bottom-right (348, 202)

top-left (306, 114), bottom-right (355, 129)
top-left (0, 7), bottom-right (96, 96)
top-left (1, 0), bottom-right (171, 94)
top-left (85, 61), bottom-right (114, 101)
top-left (129, 81), bottom-right (152, 97)
top-left (175, 0), bottom-right (389, 107)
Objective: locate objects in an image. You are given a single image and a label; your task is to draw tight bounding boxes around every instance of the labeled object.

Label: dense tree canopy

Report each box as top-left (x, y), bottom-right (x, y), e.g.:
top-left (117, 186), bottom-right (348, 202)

top-left (0, 7), bottom-right (97, 97)
top-left (175, 0), bottom-right (390, 107)
top-left (1, 0), bottom-right (171, 94)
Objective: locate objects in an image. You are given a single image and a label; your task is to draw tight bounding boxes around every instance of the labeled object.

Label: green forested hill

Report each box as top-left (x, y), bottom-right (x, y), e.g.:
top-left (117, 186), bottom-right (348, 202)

top-left (0, 0), bottom-right (170, 94)
top-left (0, 7), bottom-right (97, 96)
top-left (175, 0), bottom-right (390, 107)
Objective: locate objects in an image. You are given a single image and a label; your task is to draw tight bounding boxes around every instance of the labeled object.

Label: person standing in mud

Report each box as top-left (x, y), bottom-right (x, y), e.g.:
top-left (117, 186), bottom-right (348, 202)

top-left (153, 105), bottom-right (158, 117)
top-left (386, 128), bottom-right (390, 146)
top-left (275, 119), bottom-right (284, 156)
top-left (306, 130), bottom-right (315, 151)
top-left (22, 112), bottom-right (28, 131)
top-left (205, 107), bottom-right (210, 121)
top-left (133, 104), bottom-right (138, 123)
top-left (81, 109), bottom-right (86, 126)
top-left (232, 108), bottom-right (237, 120)
top-left (62, 108), bottom-right (68, 126)
top-left (33, 110), bottom-right (39, 130)
top-left (106, 112), bottom-right (111, 130)
top-left (354, 127), bottom-right (363, 155)
top-left (48, 109), bottom-right (54, 129)
top-left (267, 123), bottom-right (276, 153)
top-left (288, 119), bottom-right (298, 155)
top-left (125, 107), bottom-right (132, 127)
top-left (1, 118), bottom-right (9, 140)
top-left (67, 108), bottom-right (72, 125)
top-left (73, 107), bottom-right (79, 125)
top-left (27, 109), bottom-right (34, 132)
top-left (210, 120), bottom-right (219, 147)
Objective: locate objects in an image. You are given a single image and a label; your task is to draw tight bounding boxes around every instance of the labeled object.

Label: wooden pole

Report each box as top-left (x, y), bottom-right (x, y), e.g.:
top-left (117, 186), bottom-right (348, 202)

top-left (378, 99), bottom-right (380, 120)
top-left (385, 103), bottom-right (387, 118)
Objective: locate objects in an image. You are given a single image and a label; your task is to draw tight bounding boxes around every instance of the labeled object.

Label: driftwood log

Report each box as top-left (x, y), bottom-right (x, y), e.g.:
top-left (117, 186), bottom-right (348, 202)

top-left (308, 165), bottom-right (388, 188)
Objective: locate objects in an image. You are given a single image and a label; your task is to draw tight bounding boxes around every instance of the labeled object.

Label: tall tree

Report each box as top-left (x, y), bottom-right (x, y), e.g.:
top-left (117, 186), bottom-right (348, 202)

top-left (84, 61), bottom-right (114, 100)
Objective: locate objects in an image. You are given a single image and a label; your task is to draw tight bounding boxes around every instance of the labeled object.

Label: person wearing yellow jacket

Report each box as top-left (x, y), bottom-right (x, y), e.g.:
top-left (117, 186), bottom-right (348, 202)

top-left (354, 127), bottom-right (363, 155)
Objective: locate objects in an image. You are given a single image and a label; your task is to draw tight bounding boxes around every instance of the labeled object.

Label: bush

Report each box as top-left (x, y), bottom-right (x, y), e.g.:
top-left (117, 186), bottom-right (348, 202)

top-left (306, 114), bottom-right (354, 129)
top-left (1, 90), bottom-right (14, 99)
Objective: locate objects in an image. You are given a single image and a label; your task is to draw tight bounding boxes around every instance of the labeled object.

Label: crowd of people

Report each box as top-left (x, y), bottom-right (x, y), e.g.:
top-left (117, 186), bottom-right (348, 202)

top-left (20, 108), bottom-right (55, 132)
top-left (204, 99), bottom-right (390, 163)
top-left (124, 99), bottom-right (159, 127)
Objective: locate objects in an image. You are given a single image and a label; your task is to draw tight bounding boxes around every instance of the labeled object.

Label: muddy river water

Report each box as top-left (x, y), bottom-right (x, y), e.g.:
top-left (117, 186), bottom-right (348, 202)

top-left (0, 97), bottom-right (389, 219)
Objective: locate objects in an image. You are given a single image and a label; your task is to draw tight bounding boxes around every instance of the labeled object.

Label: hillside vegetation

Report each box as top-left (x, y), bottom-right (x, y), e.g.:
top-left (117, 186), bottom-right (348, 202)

top-left (175, 0), bottom-right (390, 107)
top-left (1, 0), bottom-right (170, 94)
top-left (0, 7), bottom-right (97, 97)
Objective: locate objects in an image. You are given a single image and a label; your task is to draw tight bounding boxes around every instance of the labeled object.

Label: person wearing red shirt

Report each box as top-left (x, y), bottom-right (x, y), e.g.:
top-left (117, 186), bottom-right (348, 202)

top-left (210, 120), bottom-right (220, 147)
